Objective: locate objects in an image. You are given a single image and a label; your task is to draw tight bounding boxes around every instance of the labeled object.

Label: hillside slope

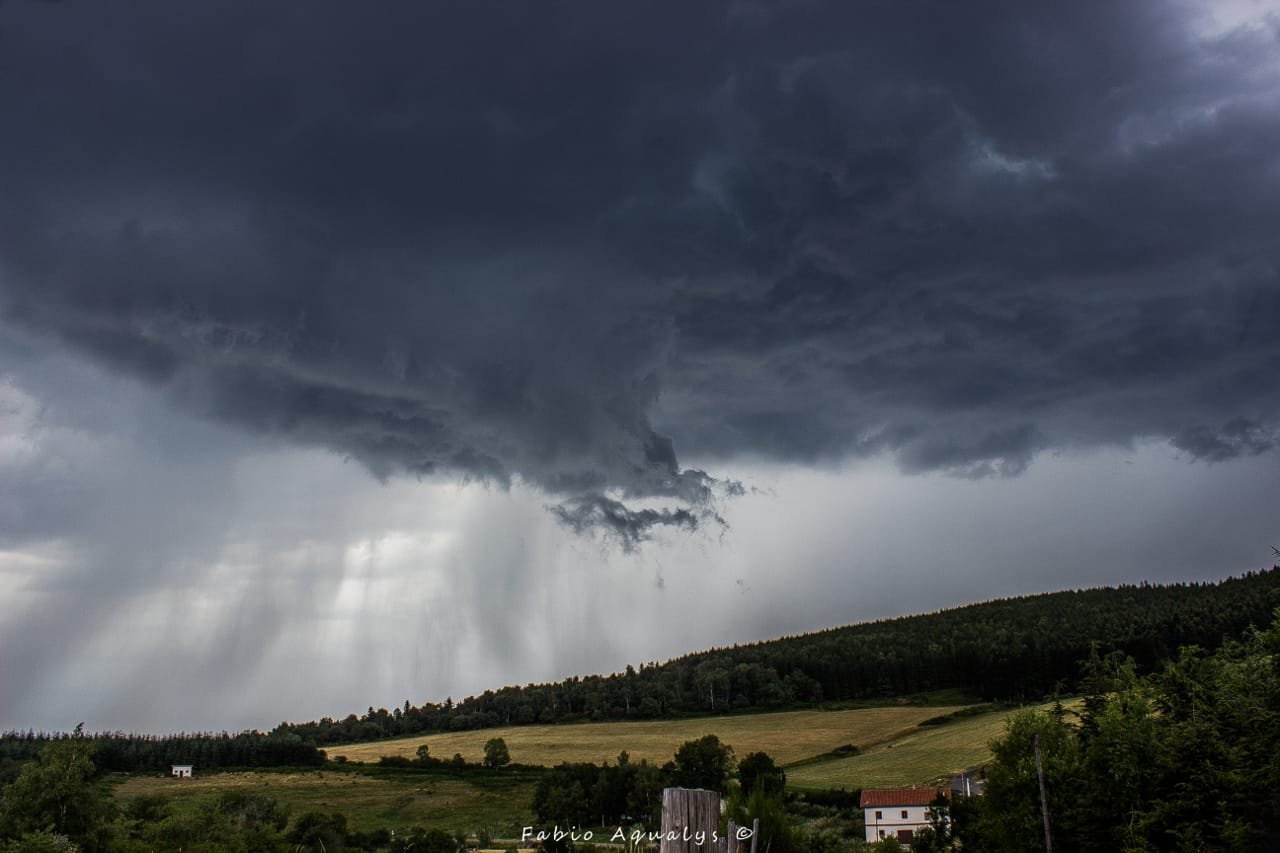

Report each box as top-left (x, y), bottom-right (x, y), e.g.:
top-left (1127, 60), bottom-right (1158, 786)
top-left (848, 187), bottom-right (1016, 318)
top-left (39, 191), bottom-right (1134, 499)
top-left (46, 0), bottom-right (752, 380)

top-left (278, 568), bottom-right (1280, 745)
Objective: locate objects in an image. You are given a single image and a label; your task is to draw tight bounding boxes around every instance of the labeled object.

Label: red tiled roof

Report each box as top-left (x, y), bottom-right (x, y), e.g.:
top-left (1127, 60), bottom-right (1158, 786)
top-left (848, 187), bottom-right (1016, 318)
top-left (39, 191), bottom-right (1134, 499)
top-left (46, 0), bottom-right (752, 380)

top-left (860, 788), bottom-right (950, 808)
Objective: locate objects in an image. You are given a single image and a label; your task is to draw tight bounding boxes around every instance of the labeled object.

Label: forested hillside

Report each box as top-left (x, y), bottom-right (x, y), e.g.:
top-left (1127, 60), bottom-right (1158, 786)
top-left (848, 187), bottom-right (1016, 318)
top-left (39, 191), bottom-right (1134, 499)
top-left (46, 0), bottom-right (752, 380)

top-left (278, 568), bottom-right (1280, 744)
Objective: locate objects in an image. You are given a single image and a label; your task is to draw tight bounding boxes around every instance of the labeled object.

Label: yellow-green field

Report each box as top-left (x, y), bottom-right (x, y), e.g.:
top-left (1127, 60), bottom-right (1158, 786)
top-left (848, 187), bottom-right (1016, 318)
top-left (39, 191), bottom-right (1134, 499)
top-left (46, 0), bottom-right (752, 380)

top-left (787, 700), bottom-right (1077, 789)
top-left (106, 701), bottom-right (1080, 839)
top-left (112, 768), bottom-right (538, 835)
top-left (328, 705), bottom-right (973, 767)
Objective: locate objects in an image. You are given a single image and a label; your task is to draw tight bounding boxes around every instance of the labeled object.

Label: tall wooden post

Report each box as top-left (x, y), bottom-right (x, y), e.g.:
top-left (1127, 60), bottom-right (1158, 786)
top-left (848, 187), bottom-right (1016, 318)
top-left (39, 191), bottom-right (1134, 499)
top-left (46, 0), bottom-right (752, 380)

top-left (1033, 733), bottom-right (1053, 853)
top-left (660, 788), bottom-right (721, 853)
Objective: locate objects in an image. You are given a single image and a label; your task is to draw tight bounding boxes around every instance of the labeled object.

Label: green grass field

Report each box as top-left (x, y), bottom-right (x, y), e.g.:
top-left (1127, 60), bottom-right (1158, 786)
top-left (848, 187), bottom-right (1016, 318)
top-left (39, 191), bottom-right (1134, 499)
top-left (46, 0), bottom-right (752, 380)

top-left (328, 704), bottom-right (973, 767)
top-left (786, 700), bottom-right (1077, 790)
top-left (111, 767), bottom-right (539, 836)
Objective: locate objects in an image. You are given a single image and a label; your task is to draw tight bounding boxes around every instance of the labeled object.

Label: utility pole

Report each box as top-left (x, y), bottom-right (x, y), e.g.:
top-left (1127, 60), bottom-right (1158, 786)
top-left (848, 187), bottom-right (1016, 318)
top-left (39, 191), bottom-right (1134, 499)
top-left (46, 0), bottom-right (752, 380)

top-left (1033, 733), bottom-right (1053, 853)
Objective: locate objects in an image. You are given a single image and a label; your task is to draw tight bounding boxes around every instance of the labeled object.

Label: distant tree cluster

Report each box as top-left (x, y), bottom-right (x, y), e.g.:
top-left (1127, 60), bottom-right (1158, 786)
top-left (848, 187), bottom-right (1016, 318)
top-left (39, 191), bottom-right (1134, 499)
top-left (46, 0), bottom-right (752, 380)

top-left (532, 735), bottom-right (735, 830)
top-left (526, 733), bottom-right (822, 853)
top-left (271, 570), bottom-right (1280, 744)
top-left (0, 730), bottom-right (323, 778)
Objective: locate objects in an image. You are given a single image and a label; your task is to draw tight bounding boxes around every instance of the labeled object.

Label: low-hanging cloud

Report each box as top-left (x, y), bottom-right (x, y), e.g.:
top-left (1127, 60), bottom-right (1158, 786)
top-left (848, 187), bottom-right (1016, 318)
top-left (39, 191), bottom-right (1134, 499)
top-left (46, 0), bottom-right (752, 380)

top-left (549, 495), bottom-right (702, 553)
top-left (1, 0), bottom-right (1278, 543)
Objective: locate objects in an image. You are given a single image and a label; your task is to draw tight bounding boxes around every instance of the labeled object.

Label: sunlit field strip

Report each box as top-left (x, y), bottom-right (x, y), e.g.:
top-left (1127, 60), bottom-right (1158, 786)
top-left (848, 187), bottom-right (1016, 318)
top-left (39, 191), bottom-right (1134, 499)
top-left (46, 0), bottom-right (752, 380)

top-left (328, 705), bottom-right (974, 767)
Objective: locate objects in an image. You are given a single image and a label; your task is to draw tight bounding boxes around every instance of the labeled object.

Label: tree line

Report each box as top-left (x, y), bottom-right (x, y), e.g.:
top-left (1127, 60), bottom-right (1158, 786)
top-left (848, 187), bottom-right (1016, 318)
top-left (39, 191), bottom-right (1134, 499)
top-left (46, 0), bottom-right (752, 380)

top-left (0, 730), bottom-right (323, 781)
top-left (274, 569), bottom-right (1280, 744)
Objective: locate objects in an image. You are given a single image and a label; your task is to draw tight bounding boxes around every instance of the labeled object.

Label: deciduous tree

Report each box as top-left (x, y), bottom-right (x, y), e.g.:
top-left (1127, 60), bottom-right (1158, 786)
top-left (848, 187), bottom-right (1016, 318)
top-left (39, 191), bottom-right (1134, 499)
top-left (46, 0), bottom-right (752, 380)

top-left (482, 737), bottom-right (511, 768)
top-left (672, 734), bottom-right (734, 792)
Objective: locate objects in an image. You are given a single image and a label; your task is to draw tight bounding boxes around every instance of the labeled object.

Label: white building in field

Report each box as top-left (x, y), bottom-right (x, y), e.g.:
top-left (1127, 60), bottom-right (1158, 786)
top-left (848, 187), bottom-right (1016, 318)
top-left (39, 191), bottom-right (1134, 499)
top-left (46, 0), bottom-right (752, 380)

top-left (861, 788), bottom-right (949, 845)
top-left (171, 764), bottom-right (193, 778)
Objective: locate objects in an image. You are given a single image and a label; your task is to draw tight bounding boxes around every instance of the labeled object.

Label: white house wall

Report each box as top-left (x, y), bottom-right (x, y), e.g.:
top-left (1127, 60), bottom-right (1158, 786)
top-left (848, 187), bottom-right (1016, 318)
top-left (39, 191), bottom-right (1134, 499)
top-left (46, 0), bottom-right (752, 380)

top-left (863, 805), bottom-right (932, 843)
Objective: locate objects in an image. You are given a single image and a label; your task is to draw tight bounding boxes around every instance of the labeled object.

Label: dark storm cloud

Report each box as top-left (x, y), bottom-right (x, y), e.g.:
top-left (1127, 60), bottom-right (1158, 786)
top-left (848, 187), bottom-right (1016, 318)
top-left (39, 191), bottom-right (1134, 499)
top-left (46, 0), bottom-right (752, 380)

top-left (549, 496), bottom-right (702, 553)
top-left (1172, 418), bottom-right (1277, 462)
top-left (2, 0), bottom-right (1278, 537)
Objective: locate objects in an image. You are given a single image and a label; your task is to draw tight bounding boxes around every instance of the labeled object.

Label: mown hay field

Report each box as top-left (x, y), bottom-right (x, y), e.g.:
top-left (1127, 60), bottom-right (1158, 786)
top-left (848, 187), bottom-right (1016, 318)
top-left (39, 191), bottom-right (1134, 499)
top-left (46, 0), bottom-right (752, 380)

top-left (111, 767), bottom-right (539, 835)
top-left (328, 705), bottom-right (973, 767)
top-left (787, 700), bottom-right (1078, 789)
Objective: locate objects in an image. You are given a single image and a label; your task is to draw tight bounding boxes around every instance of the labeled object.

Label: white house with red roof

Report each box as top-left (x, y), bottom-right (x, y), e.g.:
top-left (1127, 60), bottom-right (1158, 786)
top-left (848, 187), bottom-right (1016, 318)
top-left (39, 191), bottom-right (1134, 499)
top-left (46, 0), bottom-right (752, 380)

top-left (860, 788), bottom-right (949, 845)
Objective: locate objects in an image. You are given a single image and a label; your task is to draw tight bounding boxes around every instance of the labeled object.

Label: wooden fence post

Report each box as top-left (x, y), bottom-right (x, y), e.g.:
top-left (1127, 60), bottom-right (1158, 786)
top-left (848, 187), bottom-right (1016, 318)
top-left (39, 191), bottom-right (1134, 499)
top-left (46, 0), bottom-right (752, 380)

top-left (660, 788), bottom-right (721, 853)
top-left (723, 819), bottom-right (736, 853)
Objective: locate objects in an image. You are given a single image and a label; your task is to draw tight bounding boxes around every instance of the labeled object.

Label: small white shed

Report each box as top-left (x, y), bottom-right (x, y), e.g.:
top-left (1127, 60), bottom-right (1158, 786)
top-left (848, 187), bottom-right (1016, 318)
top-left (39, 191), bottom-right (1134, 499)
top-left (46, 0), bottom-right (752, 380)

top-left (171, 764), bottom-right (193, 778)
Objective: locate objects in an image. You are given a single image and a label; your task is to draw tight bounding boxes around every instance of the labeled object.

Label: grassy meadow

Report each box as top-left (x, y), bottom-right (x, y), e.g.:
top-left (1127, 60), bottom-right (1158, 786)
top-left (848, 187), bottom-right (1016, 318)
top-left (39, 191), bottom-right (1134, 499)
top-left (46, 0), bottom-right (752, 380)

top-left (327, 704), bottom-right (973, 767)
top-left (787, 699), bottom-right (1079, 790)
top-left (111, 767), bottom-right (539, 836)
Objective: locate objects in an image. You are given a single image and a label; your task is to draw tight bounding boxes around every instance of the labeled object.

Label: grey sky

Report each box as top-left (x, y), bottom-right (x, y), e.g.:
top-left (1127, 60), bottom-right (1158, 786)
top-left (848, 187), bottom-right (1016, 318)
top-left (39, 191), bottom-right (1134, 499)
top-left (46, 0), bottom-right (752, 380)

top-left (2, 0), bottom-right (1279, 732)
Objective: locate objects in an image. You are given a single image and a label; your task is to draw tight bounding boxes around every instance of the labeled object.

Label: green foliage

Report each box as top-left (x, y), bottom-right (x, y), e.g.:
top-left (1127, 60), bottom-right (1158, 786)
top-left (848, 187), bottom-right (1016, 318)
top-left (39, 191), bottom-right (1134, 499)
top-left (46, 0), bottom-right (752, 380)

top-left (416, 744), bottom-right (434, 766)
top-left (958, 610), bottom-right (1280, 851)
top-left (967, 708), bottom-right (1082, 849)
top-left (287, 810), bottom-right (348, 852)
top-left (0, 729), bottom-right (324, 773)
top-left (215, 791), bottom-right (289, 832)
top-left (672, 735), bottom-right (734, 792)
top-left (483, 737), bottom-right (511, 768)
top-left (530, 751), bottom-right (672, 831)
top-left (0, 736), bottom-right (113, 851)
top-left (1, 829), bottom-right (79, 853)
top-left (625, 761), bottom-right (664, 822)
top-left (917, 705), bottom-right (994, 726)
top-left (796, 812), bottom-right (862, 853)
top-left (737, 752), bottom-right (785, 796)
top-left (724, 783), bottom-right (794, 853)
top-left (909, 795), bottom-right (952, 852)
top-left (390, 826), bottom-right (456, 853)
top-left (534, 773), bottom-right (588, 825)
top-left (110, 790), bottom-right (293, 852)
top-left (122, 793), bottom-right (170, 824)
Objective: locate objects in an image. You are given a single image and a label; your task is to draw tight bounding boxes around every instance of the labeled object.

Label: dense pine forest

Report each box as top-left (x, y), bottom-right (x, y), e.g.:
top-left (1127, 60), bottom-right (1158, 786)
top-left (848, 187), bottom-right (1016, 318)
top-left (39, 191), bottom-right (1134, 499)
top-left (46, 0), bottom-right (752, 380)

top-left (276, 569), bottom-right (1280, 745)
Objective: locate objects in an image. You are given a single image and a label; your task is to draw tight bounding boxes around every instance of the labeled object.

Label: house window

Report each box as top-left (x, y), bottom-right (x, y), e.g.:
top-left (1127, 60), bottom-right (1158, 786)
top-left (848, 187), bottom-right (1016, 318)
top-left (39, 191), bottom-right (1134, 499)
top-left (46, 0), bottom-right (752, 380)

top-left (901, 810), bottom-right (909, 819)
top-left (875, 811), bottom-right (882, 820)
top-left (878, 831), bottom-right (886, 838)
